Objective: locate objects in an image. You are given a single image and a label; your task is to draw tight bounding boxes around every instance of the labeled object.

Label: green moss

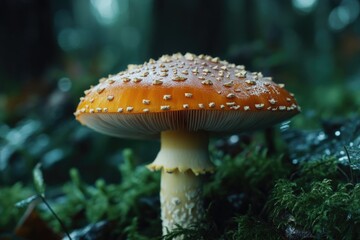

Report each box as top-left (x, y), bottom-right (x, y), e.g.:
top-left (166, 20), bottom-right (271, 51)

top-left (123, 218), bottom-right (153, 240)
top-left (205, 145), bottom-right (290, 210)
top-left (161, 222), bottom-right (221, 240)
top-left (291, 157), bottom-right (341, 184)
top-left (226, 215), bottom-right (282, 240)
top-left (7, 143), bottom-right (360, 239)
top-left (0, 183), bottom-right (33, 231)
top-left (41, 148), bottom-right (160, 236)
top-left (268, 179), bottom-right (360, 239)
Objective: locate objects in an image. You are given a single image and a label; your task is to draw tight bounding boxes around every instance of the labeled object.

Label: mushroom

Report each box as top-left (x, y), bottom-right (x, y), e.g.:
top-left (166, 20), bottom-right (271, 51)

top-left (74, 53), bottom-right (300, 235)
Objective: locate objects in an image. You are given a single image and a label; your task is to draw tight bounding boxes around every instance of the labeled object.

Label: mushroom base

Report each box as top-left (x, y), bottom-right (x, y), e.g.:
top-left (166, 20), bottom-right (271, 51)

top-left (160, 170), bottom-right (205, 236)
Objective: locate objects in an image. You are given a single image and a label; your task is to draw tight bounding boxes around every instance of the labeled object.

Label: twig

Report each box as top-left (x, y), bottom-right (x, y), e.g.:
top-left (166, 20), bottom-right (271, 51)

top-left (39, 194), bottom-right (72, 240)
top-left (343, 146), bottom-right (354, 184)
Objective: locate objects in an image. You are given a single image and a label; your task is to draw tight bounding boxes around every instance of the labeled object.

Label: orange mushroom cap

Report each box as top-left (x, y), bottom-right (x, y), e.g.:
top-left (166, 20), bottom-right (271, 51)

top-left (75, 53), bottom-right (300, 139)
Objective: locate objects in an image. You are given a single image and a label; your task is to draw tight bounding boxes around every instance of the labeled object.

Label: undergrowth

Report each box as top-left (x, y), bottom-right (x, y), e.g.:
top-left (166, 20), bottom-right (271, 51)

top-left (268, 157), bottom-right (360, 240)
top-left (42, 148), bottom-right (161, 237)
top-left (2, 145), bottom-right (360, 239)
top-left (0, 183), bottom-right (32, 231)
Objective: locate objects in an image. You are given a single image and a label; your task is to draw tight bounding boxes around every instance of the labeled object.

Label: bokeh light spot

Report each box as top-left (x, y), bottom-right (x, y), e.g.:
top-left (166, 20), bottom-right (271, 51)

top-left (58, 77), bottom-right (72, 92)
top-left (90, 0), bottom-right (120, 25)
top-left (58, 28), bottom-right (82, 51)
top-left (329, 0), bottom-right (360, 31)
top-left (292, 0), bottom-right (318, 13)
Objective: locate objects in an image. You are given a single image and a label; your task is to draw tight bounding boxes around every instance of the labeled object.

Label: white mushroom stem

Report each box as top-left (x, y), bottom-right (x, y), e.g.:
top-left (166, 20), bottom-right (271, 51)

top-left (161, 170), bottom-right (204, 234)
top-left (147, 130), bottom-right (214, 235)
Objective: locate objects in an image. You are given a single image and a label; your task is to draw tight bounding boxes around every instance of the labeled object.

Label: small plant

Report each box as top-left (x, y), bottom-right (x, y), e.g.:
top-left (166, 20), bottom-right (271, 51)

top-left (226, 215), bottom-right (282, 240)
top-left (15, 163), bottom-right (72, 239)
top-left (41, 149), bottom-right (160, 237)
top-left (0, 183), bottom-right (32, 231)
top-left (268, 155), bottom-right (360, 240)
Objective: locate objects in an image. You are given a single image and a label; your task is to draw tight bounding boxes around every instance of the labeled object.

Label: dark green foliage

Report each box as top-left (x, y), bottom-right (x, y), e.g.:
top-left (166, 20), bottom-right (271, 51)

top-left (161, 216), bottom-right (281, 240)
top-left (226, 216), bottom-right (282, 240)
top-left (206, 148), bottom-right (360, 239)
top-left (206, 145), bottom-right (290, 211)
top-left (267, 156), bottom-right (360, 239)
top-left (207, 145), bottom-right (288, 192)
top-left (3, 142), bottom-right (360, 239)
top-left (41, 149), bottom-right (160, 237)
top-left (291, 157), bottom-right (340, 185)
top-left (0, 183), bottom-right (33, 231)
top-left (161, 223), bottom-right (220, 240)
top-left (123, 218), bottom-right (152, 240)
top-left (269, 178), bottom-right (360, 239)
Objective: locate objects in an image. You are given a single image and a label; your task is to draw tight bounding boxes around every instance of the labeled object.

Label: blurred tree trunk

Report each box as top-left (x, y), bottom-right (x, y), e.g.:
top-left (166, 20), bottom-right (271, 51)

top-left (151, 0), bottom-right (224, 57)
top-left (0, 0), bottom-right (58, 87)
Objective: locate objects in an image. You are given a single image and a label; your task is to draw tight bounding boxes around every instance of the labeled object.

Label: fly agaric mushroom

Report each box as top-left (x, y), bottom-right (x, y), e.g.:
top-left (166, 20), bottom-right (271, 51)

top-left (74, 53), bottom-right (300, 235)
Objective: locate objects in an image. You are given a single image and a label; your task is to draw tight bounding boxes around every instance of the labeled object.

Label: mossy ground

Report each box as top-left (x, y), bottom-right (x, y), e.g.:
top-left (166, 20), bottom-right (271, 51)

top-left (1, 141), bottom-right (359, 239)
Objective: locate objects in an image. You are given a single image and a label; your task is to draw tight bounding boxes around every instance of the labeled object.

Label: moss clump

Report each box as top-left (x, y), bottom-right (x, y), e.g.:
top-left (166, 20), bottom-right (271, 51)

top-left (267, 156), bottom-right (360, 239)
top-left (269, 178), bottom-right (360, 239)
top-left (41, 148), bottom-right (161, 237)
top-left (206, 146), bottom-right (290, 197)
top-left (0, 183), bottom-right (33, 231)
top-left (6, 144), bottom-right (360, 239)
top-left (205, 145), bottom-right (291, 222)
top-left (226, 215), bottom-right (282, 240)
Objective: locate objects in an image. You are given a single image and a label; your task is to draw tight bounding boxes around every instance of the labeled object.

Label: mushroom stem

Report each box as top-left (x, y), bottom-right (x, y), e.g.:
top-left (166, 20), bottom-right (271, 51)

top-left (148, 130), bottom-right (214, 174)
top-left (160, 170), bottom-right (204, 235)
top-left (147, 130), bottom-right (214, 235)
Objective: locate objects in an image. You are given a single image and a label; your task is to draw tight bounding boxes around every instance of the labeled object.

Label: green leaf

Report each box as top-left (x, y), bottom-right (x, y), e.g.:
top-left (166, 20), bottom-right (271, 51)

top-left (15, 195), bottom-right (38, 208)
top-left (33, 163), bottom-right (45, 197)
top-left (85, 191), bottom-right (109, 222)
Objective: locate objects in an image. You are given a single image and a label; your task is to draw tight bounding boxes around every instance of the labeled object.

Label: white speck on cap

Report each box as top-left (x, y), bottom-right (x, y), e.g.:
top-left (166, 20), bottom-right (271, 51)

top-left (201, 80), bottom-right (213, 85)
top-left (163, 95), bottom-right (172, 100)
top-left (226, 93), bottom-right (235, 99)
top-left (226, 102), bottom-right (236, 106)
top-left (160, 105), bottom-right (170, 110)
top-left (255, 104), bottom-right (264, 109)
top-left (152, 79), bottom-right (163, 85)
top-left (143, 99), bottom-right (151, 105)
top-left (269, 99), bottom-right (277, 105)
top-left (223, 81), bottom-right (234, 87)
